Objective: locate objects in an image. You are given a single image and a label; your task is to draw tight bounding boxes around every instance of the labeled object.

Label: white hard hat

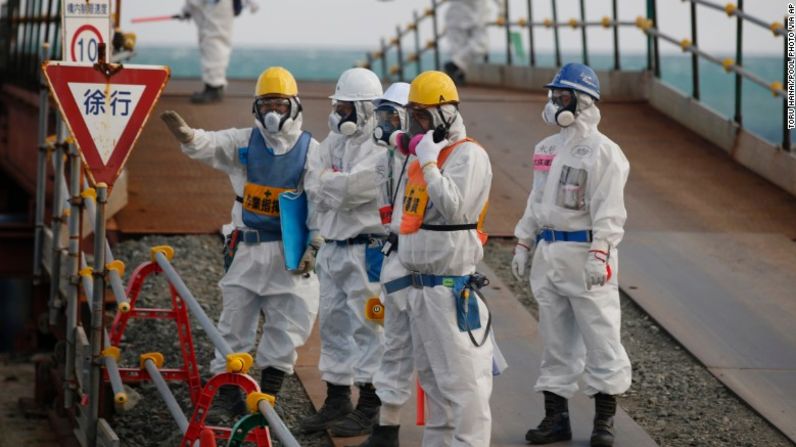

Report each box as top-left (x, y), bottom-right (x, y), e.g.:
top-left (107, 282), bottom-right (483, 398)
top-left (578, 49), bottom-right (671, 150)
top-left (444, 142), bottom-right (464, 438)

top-left (373, 82), bottom-right (410, 107)
top-left (330, 68), bottom-right (383, 101)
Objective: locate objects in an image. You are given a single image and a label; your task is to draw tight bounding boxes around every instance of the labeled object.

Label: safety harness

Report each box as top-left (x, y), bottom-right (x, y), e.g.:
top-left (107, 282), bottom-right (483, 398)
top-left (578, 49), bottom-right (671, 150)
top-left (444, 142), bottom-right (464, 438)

top-left (383, 272), bottom-right (491, 347)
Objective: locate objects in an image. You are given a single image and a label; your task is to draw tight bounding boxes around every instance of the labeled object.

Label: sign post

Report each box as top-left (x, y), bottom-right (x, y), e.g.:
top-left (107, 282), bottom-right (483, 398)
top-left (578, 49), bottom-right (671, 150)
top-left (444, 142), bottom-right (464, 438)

top-left (42, 49), bottom-right (169, 446)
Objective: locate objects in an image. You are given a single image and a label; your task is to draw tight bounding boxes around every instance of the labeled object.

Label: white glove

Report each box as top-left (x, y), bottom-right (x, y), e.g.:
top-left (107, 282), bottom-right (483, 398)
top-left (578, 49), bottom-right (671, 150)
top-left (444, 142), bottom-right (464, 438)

top-left (160, 111), bottom-right (195, 144)
top-left (584, 249), bottom-right (611, 290)
top-left (511, 241), bottom-right (534, 281)
top-left (415, 130), bottom-right (447, 167)
top-left (295, 236), bottom-right (324, 275)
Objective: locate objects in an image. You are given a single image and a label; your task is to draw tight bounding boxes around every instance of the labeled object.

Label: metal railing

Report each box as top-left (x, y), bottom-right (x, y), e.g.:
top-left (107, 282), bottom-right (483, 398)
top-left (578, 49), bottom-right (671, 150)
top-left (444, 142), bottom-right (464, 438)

top-left (0, 0), bottom-right (61, 89)
top-left (360, 0), bottom-right (789, 151)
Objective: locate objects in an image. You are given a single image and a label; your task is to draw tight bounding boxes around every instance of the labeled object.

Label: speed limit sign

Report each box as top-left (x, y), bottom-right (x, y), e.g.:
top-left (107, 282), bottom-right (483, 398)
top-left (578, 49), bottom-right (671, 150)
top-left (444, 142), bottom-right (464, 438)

top-left (62, 0), bottom-right (112, 64)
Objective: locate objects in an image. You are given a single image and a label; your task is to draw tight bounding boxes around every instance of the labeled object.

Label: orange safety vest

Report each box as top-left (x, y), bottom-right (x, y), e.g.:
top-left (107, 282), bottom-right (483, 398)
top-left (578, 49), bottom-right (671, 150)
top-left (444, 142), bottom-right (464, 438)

top-left (399, 138), bottom-right (489, 245)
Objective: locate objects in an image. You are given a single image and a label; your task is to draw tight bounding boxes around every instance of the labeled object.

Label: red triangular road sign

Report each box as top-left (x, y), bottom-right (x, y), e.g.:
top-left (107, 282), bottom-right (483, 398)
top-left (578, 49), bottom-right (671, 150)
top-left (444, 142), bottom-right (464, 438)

top-left (42, 61), bottom-right (170, 187)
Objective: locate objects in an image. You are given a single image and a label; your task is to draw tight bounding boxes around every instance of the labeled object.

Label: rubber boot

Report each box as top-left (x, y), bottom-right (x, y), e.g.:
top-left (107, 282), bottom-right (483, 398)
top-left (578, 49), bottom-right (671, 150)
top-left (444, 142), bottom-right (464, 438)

top-left (590, 393), bottom-right (617, 447)
top-left (260, 367), bottom-right (286, 398)
top-left (525, 391), bottom-right (572, 444)
top-left (190, 84), bottom-right (224, 104)
top-left (350, 424), bottom-right (400, 447)
top-left (299, 382), bottom-right (353, 433)
top-left (329, 383), bottom-right (381, 437)
top-left (443, 61), bottom-right (466, 86)
top-left (216, 385), bottom-right (246, 417)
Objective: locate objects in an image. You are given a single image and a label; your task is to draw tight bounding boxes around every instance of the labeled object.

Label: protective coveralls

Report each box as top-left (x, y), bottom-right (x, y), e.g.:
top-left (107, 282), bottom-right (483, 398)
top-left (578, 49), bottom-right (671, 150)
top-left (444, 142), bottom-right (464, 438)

top-left (301, 68), bottom-right (388, 436)
top-left (444, 0), bottom-right (504, 80)
top-left (164, 68), bottom-right (320, 386)
top-left (395, 71), bottom-right (494, 446)
top-left (515, 87), bottom-right (631, 400)
top-left (513, 63), bottom-right (631, 446)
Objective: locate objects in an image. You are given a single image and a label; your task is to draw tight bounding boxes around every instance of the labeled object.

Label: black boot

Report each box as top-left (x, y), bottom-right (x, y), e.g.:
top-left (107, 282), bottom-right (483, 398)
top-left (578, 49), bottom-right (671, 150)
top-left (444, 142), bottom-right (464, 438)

top-left (260, 367), bottom-right (286, 397)
top-left (443, 61), bottom-right (466, 85)
top-left (299, 382), bottom-right (353, 433)
top-left (525, 391), bottom-right (572, 444)
top-left (591, 393), bottom-right (617, 447)
top-left (350, 424), bottom-right (400, 447)
top-left (190, 84), bottom-right (224, 104)
top-left (216, 385), bottom-right (246, 416)
top-left (329, 383), bottom-right (381, 437)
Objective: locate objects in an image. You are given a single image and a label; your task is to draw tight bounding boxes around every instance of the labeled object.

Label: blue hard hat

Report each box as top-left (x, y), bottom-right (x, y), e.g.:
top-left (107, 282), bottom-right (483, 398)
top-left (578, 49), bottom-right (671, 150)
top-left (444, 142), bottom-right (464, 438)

top-left (544, 63), bottom-right (601, 100)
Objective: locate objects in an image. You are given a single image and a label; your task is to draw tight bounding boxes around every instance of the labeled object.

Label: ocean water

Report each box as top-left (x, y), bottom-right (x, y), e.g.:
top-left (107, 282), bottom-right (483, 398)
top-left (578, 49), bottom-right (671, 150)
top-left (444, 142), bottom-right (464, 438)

top-left (132, 46), bottom-right (786, 145)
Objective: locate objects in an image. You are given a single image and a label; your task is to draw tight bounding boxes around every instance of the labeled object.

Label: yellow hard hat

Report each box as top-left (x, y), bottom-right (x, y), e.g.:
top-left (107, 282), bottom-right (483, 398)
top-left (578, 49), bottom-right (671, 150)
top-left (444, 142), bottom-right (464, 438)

top-left (408, 70), bottom-right (459, 106)
top-left (255, 67), bottom-right (298, 98)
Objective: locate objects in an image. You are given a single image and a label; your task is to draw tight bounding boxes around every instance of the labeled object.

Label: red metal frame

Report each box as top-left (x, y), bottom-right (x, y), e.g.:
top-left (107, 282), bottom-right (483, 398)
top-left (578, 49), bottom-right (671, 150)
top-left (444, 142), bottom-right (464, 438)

top-left (107, 261), bottom-right (202, 404)
top-left (183, 373), bottom-right (271, 446)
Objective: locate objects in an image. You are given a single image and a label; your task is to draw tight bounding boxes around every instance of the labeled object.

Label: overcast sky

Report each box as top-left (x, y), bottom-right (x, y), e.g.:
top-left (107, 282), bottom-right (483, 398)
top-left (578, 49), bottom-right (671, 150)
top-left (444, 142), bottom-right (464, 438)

top-left (123, 0), bottom-right (784, 55)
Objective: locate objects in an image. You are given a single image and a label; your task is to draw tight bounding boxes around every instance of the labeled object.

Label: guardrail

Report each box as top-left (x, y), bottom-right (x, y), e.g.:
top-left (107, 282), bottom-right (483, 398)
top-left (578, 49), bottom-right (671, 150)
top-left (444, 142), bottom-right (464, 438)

top-left (360, 0), bottom-right (789, 151)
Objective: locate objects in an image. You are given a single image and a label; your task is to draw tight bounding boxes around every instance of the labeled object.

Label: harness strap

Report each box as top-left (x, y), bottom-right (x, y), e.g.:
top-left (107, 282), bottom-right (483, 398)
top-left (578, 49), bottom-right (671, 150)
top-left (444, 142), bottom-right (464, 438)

top-left (419, 223), bottom-right (478, 231)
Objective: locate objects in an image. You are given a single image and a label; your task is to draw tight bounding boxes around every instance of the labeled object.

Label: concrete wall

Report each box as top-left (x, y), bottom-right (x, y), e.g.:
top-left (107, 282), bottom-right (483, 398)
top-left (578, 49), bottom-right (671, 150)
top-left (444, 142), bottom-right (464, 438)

top-left (468, 63), bottom-right (796, 197)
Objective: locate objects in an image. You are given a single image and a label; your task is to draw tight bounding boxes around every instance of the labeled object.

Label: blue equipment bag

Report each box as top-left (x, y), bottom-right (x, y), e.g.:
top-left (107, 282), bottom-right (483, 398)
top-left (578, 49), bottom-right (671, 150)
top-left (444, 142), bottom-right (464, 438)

top-left (279, 190), bottom-right (309, 271)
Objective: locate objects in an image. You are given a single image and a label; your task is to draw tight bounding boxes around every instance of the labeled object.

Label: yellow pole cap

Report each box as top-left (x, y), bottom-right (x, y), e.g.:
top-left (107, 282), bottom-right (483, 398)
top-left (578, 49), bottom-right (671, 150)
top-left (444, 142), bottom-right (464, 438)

top-left (495, 17), bottom-right (506, 26)
top-left (389, 65), bottom-right (400, 75)
top-left (118, 301), bottom-right (131, 313)
top-left (771, 21), bottom-right (784, 35)
top-left (226, 352), bottom-right (254, 374)
top-left (679, 39), bottom-right (692, 51)
top-left (407, 22), bottom-right (416, 31)
top-left (424, 7), bottom-right (433, 16)
top-left (724, 2), bottom-right (736, 16)
top-left (81, 188), bottom-right (97, 201)
top-left (601, 16), bottom-right (611, 28)
top-left (150, 245), bottom-right (175, 262)
top-left (518, 18), bottom-right (528, 27)
top-left (79, 267), bottom-right (93, 278)
top-left (568, 18), bottom-right (579, 29)
top-left (425, 39), bottom-right (435, 49)
top-left (102, 346), bottom-right (121, 362)
top-left (543, 18), bottom-right (553, 28)
top-left (246, 392), bottom-right (276, 414)
top-left (140, 352), bottom-right (165, 369)
top-left (114, 392), bottom-right (128, 404)
top-left (722, 58), bottom-right (734, 72)
top-left (45, 134), bottom-right (57, 147)
top-left (106, 259), bottom-right (126, 277)
top-left (770, 81), bottom-right (784, 97)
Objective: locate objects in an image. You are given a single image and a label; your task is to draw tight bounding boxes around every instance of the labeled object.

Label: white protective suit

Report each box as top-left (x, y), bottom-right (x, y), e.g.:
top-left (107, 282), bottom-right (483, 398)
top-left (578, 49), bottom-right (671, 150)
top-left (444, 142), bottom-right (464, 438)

top-left (373, 148), bottom-right (414, 423)
top-left (181, 113), bottom-right (320, 375)
top-left (514, 101), bottom-right (632, 399)
top-left (445, 0), bottom-right (503, 72)
top-left (184, 0), bottom-right (234, 87)
top-left (398, 114), bottom-right (494, 446)
top-left (304, 101), bottom-right (389, 386)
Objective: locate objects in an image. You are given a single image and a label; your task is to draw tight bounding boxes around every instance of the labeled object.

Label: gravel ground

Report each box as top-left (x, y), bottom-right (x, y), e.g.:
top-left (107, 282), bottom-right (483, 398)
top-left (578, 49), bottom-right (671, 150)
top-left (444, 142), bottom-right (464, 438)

top-left (106, 234), bottom-right (795, 447)
top-left (110, 234), bottom-right (331, 447)
top-left (483, 238), bottom-right (795, 447)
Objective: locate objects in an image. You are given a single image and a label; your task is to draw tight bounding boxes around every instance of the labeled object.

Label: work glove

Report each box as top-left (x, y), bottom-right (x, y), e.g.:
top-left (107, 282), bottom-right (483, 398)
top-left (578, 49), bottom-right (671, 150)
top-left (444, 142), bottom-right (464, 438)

top-left (160, 111), bottom-right (195, 144)
top-left (584, 249), bottom-right (611, 290)
top-left (415, 130), bottom-right (447, 168)
top-left (295, 236), bottom-right (323, 275)
top-left (511, 240), bottom-right (534, 281)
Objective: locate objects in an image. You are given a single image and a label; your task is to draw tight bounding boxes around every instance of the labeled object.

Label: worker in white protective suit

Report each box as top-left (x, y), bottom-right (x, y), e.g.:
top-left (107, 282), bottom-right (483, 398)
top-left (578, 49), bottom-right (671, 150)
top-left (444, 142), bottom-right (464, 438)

top-left (443, 0), bottom-right (506, 85)
top-left (381, 70), bottom-right (493, 446)
top-left (512, 63), bottom-right (631, 447)
top-left (159, 67), bottom-right (320, 414)
top-left (354, 82), bottom-right (413, 447)
top-left (182, 0), bottom-right (259, 103)
top-left (300, 67), bottom-right (389, 437)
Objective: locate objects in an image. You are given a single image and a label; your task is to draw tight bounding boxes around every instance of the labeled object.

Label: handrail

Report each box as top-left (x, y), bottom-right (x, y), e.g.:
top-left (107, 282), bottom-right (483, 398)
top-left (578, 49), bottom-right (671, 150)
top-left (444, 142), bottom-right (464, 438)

top-left (359, 0), bottom-right (790, 151)
top-left (683, 0), bottom-right (786, 36)
top-left (636, 19), bottom-right (785, 98)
